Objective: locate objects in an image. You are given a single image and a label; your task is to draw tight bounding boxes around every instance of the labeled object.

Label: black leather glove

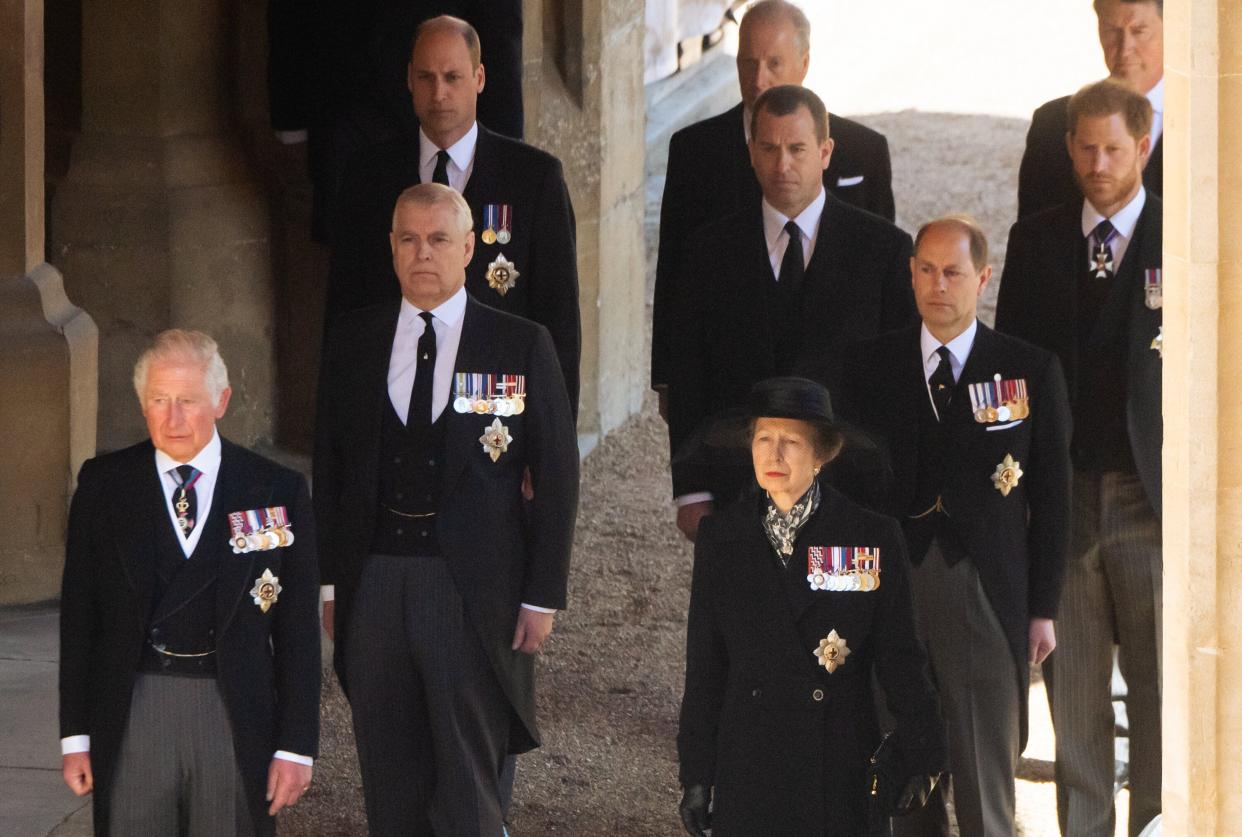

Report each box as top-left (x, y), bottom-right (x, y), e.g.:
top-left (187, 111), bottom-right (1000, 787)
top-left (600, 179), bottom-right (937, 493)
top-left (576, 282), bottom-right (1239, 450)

top-left (893, 772), bottom-right (940, 815)
top-left (678, 783), bottom-right (712, 836)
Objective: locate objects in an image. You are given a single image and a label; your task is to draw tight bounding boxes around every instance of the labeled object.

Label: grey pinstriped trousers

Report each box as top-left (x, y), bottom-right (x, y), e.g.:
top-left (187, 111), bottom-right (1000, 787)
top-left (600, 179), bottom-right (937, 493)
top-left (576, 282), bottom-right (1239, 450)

top-left (1046, 470), bottom-right (1162, 836)
top-left (109, 673), bottom-right (253, 837)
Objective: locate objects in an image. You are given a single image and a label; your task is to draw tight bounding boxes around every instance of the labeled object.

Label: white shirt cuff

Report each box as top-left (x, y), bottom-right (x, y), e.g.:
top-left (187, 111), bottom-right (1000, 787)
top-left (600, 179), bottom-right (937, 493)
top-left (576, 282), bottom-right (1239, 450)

top-left (274, 750), bottom-right (314, 766)
top-left (321, 585), bottom-right (335, 602)
top-left (61, 735), bottom-right (90, 755)
top-left (675, 492), bottom-right (715, 508)
top-left (520, 603), bottom-right (556, 614)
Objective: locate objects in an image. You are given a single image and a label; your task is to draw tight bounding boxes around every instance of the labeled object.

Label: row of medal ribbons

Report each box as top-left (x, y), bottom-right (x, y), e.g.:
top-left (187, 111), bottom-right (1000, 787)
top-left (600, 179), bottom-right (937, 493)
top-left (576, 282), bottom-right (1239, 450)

top-left (228, 507), bottom-right (294, 554)
top-left (808, 547), bottom-right (882, 592)
top-left (453, 372), bottom-right (527, 416)
top-left (969, 374), bottom-right (1029, 423)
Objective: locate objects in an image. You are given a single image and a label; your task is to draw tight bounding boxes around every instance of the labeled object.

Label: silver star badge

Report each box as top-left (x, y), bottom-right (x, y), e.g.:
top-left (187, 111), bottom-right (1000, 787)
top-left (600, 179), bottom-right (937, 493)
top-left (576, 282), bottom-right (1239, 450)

top-left (479, 417), bottom-right (513, 462)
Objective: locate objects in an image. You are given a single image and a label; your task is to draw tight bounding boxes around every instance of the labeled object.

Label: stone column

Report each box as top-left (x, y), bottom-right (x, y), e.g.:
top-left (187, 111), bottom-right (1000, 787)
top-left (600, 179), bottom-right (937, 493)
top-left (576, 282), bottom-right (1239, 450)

top-left (1161, 0), bottom-right (1242, 829)
top-left (51, 0), bottom-right (275, 452)
top-left (0, 0), bottom-right (98, 604)
top-left (524, 0), bottom-right (646, 448)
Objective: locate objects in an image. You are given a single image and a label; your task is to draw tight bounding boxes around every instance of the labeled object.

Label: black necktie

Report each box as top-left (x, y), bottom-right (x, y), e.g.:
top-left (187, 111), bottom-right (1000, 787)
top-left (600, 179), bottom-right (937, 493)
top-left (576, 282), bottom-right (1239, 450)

top-left (778, 220), bottom-right (805, 295)
top-left (432, 149), bottom-right (451, 186)
top-left (408, 312), bottom-right (437, 431)
top-left (1089, 219), bottom-right (1118, 279)
top-left (171, 465), bottom-right (200, 538)
top-left (929, 346), bottom-right (955, 421)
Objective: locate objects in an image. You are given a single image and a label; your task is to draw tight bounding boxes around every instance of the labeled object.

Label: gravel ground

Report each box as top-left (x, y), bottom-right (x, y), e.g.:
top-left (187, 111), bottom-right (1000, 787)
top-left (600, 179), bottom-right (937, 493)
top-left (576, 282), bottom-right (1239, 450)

top-left (283, 110), bottom-right (1083, 837)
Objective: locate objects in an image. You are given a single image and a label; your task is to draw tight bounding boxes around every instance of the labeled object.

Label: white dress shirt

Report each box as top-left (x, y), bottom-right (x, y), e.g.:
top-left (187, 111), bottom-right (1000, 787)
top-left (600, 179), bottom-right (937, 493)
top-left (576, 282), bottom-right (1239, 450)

top-left (1082, 186), bottom-right (1146, 272)
top-left (761, 188), bottom-right (825, 279)
top-left (920, 320), bottom-right (978, 421)
top-left (154, 430), bottom-right (222, 559)
top-left (1147, 76), bottom-right (1164, 148)
top-left (322, 286), bottom-right (553, 614)
top-left (674, 189), bottom-right (827, 509)
top-left (63, 429), bottom-right (311, 765)
top-left (418, 122), bottom-right (479, 193)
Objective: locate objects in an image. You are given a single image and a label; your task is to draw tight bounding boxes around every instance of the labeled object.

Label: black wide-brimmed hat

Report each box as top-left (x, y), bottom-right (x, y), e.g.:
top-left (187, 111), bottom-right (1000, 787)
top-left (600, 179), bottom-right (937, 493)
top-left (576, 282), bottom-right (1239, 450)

top-left (702, 376), bottom-right (850, 449)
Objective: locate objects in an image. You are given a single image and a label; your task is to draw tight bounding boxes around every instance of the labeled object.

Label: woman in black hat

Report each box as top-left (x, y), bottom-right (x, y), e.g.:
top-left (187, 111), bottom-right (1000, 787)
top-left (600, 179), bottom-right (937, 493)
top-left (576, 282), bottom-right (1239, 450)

top-left (676, 377), bottom-right (947, 836)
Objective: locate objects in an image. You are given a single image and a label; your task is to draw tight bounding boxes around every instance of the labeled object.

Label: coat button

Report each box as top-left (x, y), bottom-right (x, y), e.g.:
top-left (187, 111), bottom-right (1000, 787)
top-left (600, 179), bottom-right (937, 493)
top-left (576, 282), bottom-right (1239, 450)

top-left (751, 688), bottom-right (762, 699)
top-left (395, 527), bottom-right (404, 536)
top-left (395, 491), bottom-right (404, 500)
top-left (812, 688), bottom-right (824, 702)
top-left (393, 456), bottom-right (402, 465)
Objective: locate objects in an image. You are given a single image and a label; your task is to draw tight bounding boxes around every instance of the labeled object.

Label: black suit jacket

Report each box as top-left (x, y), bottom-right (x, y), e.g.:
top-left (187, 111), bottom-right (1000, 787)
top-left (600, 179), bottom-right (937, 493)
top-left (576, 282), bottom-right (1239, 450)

top-left (844, 323), bottom-right (1072, 742)
top-left (268, 0), bottom-right (525, 238)
top-left (1016, 93), bottom-right (1163, 220)
top-left (314, 294), bottom-right (579, 752)
top-left (666, 195), bottom-right (917, 499)
top-left (677, 488), bottom-right (946, 836)
top-left (329, 123), bottom-right (581, 413)
top-left (652, 102), bottom-right (896, 388)
top-left (59, 440), bottom-right (320, 837)
top-left (996, 196), bottom-right (1163, 517)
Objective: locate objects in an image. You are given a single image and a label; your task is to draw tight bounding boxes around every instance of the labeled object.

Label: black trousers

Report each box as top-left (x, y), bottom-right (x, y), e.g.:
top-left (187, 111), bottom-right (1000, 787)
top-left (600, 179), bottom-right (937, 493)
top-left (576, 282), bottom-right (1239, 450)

top-left (346, 554), bottom-right (511, 837)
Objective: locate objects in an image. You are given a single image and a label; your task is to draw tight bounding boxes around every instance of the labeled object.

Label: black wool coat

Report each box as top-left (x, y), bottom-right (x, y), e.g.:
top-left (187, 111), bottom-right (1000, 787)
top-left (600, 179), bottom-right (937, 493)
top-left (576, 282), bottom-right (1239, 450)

top-left (678, 487), bottom-right (947, 837)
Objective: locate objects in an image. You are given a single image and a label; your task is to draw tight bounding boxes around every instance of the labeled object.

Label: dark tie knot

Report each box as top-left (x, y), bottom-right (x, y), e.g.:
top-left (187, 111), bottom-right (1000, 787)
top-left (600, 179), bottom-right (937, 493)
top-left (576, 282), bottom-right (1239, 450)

top-left (419, 311), bottom-right (435, 331)
top-left (174, 464), bottom-right (199, 484)
top-left (784, 220), bottom-right (801, 240)
top-left (1091, 219), bottom-right (1117, 245)
top-left (432, 150), bottom-right (451, 186)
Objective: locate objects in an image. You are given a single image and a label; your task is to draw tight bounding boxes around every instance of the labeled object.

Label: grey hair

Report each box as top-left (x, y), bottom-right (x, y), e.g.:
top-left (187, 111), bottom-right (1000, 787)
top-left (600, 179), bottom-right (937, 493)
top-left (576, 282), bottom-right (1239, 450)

top-left (132, 329), bottom-right (230, 403)
top-left (740, 0), bottom-right (812, 55)
top-left (391, 182), bottom-right (474, 234)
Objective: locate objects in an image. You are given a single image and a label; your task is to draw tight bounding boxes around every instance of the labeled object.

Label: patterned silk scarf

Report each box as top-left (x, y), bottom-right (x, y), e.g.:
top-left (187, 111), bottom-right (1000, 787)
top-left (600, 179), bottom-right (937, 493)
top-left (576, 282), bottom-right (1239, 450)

top-left (762, 480), bottom-right (822, 567)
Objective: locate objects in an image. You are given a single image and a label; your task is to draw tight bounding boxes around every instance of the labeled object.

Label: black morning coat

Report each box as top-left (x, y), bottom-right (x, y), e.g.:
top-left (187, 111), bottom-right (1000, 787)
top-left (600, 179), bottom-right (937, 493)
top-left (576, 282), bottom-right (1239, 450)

top-left (996, 194), bottom-right (1163, 518)
top-left (678, 487), bottom-right (948, 837)
top-left (328, 122), bottom-right (581, 414)
top-left (666, 194), bottom-right (917, 501)
top-left (842, 322), bottom-right (1073, 747)
top-left (652, 101), bottom-right (897, 389)
top-left (313, 294), bottom-right (579, 753)
top-left (58, 440), bottom-right (321, 837)
top-left (1016, 94), bottom-right (1163, 220)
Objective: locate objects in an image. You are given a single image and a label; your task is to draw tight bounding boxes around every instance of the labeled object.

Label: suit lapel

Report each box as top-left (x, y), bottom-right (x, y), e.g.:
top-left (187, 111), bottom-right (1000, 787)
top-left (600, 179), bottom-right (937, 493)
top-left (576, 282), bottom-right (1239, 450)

top-left (462, 124), bottom-right (499, 207)
top-left (113, 444), bottom-right (163, 612)
top-left (357, 305), bottom-right (401, 525)
top-left (440, 299), bottom-right (485, 498)
top-left (213, 441), bottom-right (260, 640)
top-left (722, 507), bottom-right (809, 667)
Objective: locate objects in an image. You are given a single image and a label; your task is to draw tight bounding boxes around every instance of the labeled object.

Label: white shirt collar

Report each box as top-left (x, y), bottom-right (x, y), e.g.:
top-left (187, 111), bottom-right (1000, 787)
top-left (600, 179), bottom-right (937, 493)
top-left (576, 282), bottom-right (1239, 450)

top-left (419, 122), bottom-right (479, 173)
top-left (742, 105), bottom-right (753, 143)
top-left (920, 319), bottom-right (978, 381)
top-left (154, 428), bottom-right (222, 476)
top-left (761, 187), bottom-right (826, 252)
top-left (1081, 185), bottom-right (1146, 240)
top-left (401, 284), bottom-right (468, 327)
top-left (1146, 76), bottom-right (1164, 115)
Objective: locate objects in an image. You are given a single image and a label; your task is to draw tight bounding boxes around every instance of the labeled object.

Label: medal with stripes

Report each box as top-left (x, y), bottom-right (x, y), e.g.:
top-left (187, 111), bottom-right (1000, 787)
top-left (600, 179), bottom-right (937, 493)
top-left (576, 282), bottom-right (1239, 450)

top-left (1144, 268), bottom-right (1162, 310)
top-left (496, 204), bottom-right (513, 244)
top-left (854, 547), bottom-right (881, 591)
top-left (807, 546), bottom-right (829, 590)
top-left (481, 204), bottom-right (498, 245)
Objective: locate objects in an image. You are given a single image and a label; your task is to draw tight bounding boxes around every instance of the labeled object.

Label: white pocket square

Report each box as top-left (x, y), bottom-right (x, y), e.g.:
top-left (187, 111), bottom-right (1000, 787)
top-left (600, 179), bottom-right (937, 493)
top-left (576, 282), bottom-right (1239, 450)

top-left (985, 420), bottom-right (1024, 432)
top-left (836, 175), bottom-right (865, 187)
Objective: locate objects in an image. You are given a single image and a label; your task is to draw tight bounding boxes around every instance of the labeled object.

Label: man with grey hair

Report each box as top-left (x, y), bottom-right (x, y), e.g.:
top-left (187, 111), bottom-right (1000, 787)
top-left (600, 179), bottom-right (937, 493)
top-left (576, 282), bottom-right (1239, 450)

top-left (59, 329), bottom-right (321, 836)
top-left (651, 0), bottom-right (895, 406)
top-left (316, 183), bottom-right (578, 835)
